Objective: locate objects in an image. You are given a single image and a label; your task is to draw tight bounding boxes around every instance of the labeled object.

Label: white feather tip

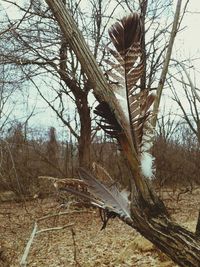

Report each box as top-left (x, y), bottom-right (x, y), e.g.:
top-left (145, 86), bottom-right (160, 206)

top-left (141, 152), bottom-right (155, 179)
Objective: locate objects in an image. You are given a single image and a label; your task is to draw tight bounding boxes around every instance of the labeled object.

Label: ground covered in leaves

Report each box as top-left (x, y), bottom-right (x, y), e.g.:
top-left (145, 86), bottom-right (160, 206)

top-left (0, 187), bottom-right (199, 267)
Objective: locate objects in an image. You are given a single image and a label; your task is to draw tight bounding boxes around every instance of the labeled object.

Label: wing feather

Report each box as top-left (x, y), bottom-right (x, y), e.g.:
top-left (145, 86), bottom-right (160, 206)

top-left (79, 168), bottom-right (132, 221)
top-left (105, 13), bottom-right (155, 157)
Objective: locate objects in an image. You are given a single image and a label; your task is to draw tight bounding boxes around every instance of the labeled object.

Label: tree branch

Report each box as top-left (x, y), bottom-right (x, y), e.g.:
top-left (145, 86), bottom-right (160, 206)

top-left (152, 0), bottom-right (182, 128)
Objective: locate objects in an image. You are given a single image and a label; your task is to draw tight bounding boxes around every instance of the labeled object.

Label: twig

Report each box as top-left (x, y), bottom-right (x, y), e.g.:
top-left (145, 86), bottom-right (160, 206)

top-left (37, 210), bottom-right (94, 222)
top-left (71, 228), bottom-right (81, 267)
top-left (20, 209), bottom-right (88, 266)
top-left (172, 59), bottom-right (200, 103)
top-left (36, 223), bottom-right (74, 234)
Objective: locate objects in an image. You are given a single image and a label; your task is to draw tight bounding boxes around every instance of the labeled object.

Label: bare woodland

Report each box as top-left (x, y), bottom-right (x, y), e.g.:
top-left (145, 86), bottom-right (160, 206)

top-left (0, 0), bottom-right (200, 266)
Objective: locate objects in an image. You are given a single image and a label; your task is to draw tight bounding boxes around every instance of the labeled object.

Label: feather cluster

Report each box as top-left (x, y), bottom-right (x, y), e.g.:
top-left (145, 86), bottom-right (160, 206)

top-left (96, 13), bottom-right (155, 178)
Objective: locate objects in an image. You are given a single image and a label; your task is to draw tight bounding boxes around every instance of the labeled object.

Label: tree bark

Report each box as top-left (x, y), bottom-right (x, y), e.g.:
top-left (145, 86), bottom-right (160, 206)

top-left (126, 211), bottom-right (200, 267)
top-left (196, 211), bottom-right (200, 238)
top-left (59, 27), bottom-right (92, 169)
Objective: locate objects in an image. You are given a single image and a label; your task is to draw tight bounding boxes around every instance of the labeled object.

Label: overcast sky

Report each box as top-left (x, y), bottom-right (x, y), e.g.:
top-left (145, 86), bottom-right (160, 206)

top-left (1, 0), bottom-right (200, 135)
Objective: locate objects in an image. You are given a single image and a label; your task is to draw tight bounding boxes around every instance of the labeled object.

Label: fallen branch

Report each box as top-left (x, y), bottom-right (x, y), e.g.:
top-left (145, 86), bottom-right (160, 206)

top-left (20, 210), bottom-right (87, 266)
top-left (20, 222), bottom-right (38, 267)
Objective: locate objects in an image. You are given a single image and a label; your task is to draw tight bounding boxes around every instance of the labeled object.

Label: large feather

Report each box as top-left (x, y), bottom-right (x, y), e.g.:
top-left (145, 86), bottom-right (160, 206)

top-left (105, 13), bottom-right (155, 156)
top-left (78, 168), bottom-right (132, 222)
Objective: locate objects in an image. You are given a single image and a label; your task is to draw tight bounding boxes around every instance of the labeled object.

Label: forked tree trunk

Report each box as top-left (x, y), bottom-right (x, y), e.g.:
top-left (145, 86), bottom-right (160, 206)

top-left (45, 1), bottom-right (200, 266)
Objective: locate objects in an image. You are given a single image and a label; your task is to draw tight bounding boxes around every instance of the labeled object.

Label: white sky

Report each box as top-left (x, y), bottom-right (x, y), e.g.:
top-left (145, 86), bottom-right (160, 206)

top-left (177, 1), bottom-right (200, 54)
top-left (1, 0), bottom-right (200, 136)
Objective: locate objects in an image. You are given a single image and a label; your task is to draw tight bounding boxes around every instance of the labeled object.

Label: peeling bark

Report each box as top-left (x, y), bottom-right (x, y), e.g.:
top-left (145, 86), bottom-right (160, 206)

top-left (196, 210), bottom-right (200, 238)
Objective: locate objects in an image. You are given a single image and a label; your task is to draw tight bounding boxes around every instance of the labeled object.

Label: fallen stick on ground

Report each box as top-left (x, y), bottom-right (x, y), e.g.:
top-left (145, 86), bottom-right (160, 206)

top-left (19, 210), bottom-right (81, 267)
top-left (20, 222), bottom-right (38, 267)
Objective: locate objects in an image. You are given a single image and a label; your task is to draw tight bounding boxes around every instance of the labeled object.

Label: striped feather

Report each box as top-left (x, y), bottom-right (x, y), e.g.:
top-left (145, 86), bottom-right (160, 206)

top-left (106, 13), bottom-right (155, 157)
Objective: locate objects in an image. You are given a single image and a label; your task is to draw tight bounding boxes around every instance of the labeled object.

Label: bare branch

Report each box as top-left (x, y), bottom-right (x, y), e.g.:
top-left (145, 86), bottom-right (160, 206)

top-left (20, 222), bottom-right (38, 267)
top-left (152, 0), bottom-right (183, 128)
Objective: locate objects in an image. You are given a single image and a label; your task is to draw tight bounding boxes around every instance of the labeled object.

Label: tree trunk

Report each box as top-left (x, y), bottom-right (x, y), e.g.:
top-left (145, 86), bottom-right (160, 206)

top-left (126, 210), bottom-right (200, 267)
top-left (78, 95), bottom-right (91, 168)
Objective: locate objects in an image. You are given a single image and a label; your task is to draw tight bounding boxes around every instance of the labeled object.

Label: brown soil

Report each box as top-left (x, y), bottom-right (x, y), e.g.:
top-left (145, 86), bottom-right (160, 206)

top-left (0, 187), bottom-right (199, 267)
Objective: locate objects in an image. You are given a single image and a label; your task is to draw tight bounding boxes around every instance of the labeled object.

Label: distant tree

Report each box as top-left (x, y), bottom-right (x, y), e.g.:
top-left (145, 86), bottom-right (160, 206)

top-left (170, 61), bottom-right (200, 144)
top-left (0, 123), bottom-right (27, 194)
top-left (46, 127), bottom-right (60, 176)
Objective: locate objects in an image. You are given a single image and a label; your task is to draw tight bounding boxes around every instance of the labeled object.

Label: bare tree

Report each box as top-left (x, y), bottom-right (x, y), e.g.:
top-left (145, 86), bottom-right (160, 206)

top-left (0, 0), bottom-right (123, 168)
top-left (157, 111), bottom-right (181, 142)
top-left (44, 1), bottom-right (200, 266)
top-left (170, 60), bottom-right (200, 144)
top-left (0, 0), bottom-right (93, 167)
top-left (0, 58), bottom-right (24, 133)
top-left (0, 0), bottom-right (181, 170)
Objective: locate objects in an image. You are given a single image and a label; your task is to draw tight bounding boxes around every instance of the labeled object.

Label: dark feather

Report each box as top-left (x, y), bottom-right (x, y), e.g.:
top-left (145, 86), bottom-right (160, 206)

top-left (108, 13), bottom-right (142, 60)
top-left (94, 101), bottom-right (122, 138)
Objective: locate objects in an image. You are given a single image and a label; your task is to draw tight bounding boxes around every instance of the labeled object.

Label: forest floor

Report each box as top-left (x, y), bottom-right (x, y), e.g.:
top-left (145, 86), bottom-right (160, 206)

top-left (0, 186), bottom-right (199, 267)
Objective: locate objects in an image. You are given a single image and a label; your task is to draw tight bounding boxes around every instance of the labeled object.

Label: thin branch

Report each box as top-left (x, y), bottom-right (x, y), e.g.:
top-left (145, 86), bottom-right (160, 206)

top-left (172, 59), bottom-right (200, 103)
top-left (152, 0), bottom-right (183, 128)
top-left (36, 223), bottom-right (74, 234)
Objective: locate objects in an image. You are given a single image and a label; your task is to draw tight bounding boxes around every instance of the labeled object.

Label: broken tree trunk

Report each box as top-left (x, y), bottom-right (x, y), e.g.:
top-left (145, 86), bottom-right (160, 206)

top-left (44, 1), bottom-right (200, 266)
